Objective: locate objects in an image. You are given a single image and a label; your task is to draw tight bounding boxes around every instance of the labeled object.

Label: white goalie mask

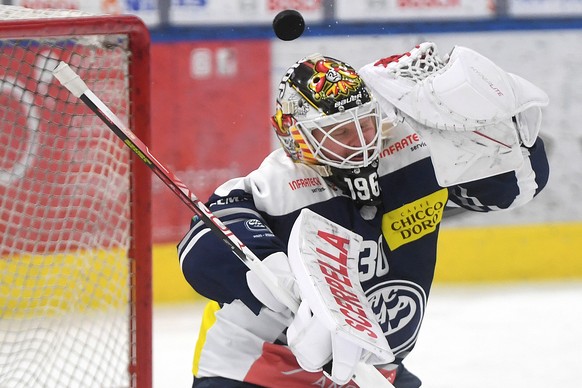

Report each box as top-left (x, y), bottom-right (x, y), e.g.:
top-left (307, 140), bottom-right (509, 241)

top-left (271, 54), bottom-right (383, 170)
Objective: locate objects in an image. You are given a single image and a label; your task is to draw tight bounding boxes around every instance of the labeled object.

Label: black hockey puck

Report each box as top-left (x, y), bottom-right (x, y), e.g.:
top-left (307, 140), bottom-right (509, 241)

top-left (272, 10), bottom-right (305, 41)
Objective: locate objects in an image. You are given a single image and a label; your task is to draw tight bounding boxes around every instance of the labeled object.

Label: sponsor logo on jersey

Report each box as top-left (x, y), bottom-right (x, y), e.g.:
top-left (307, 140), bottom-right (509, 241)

top-left (366, 280), bottom-right (427, 355)
top-left (382, 189), bottom-right (448, 250)
top-left (208, 196), bottom-right (248, 207)
top-left (244, 219), bottom-right (268, 232)
top-left (288, 176), bottom-right (323, 191)
top-left (379, 133), bottom-right (425, 158)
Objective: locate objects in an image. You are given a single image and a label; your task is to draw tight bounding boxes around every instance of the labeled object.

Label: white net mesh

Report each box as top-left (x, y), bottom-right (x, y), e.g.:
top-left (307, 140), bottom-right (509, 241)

top-left (375, 42), bottom-right (446, 82)
top-left (0, 5), bottom-right (95, 19)
top-left (0, 6), bottom-right (142, 388)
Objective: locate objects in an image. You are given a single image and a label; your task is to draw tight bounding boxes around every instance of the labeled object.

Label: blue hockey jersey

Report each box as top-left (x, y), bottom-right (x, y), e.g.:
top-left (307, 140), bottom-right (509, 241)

top-left (177, 118), bottom-right (548, 387)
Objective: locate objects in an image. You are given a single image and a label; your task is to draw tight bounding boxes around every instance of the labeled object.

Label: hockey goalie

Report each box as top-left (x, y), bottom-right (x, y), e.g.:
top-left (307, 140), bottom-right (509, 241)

top-left (177, 42), bottom-right (549, 388)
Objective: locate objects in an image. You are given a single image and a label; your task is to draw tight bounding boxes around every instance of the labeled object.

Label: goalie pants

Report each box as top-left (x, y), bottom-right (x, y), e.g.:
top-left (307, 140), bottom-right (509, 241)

top-left (192, 364), bottom-right (422, 388)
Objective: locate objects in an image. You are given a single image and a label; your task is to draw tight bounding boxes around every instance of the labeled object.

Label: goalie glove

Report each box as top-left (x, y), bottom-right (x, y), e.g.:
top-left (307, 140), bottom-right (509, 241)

top-left (359, 42), bottom-right (549, 186)
top-left (246, 251), bottom-right (298, 313)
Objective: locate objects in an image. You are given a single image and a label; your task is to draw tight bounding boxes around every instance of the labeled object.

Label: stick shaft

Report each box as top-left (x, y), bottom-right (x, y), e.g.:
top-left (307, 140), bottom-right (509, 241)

top-left (52, 62), bottom-right (393, 388)
top-left (52, 61), bottom-right (299, 312)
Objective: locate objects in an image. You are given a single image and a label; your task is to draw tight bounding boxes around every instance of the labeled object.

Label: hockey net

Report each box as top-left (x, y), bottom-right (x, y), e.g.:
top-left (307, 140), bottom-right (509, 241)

top-left (0, 6), bottom-right (151, 388)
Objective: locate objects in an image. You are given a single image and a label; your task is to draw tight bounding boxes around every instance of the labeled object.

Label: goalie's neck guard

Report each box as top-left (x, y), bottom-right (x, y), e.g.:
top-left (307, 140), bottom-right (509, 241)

top-left (312, 160), bottom-right (382, 206)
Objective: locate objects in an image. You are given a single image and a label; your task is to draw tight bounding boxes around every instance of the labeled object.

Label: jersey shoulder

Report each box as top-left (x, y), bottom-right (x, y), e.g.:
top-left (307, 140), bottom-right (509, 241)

top-left (216, 149), bottom-right (337, 216)
top-left (378, 120), bottom-right (432, 176)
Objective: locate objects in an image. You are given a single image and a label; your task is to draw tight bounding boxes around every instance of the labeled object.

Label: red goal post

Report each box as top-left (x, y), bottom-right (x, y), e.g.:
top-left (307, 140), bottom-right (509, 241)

top-left (0, 6), bottom-right (152, 388)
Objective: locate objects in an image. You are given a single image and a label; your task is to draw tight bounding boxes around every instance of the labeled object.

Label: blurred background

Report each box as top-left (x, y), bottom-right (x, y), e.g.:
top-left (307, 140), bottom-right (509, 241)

top-left (5, 0), bottom-right (581, 386)
top-left (13, 0), bottom-right (577, 302)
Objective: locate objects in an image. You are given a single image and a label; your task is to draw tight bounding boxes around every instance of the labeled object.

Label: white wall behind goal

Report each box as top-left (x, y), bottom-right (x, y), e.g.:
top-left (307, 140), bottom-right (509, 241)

top-left (272, 29), bottom-right (582, 227)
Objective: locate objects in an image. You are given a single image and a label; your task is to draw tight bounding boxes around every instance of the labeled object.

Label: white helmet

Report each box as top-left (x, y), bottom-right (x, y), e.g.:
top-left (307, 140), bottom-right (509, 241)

top-left (271, 54), bottom-right (384, 205)
top-left (271, 53), bottom-right (383, 170)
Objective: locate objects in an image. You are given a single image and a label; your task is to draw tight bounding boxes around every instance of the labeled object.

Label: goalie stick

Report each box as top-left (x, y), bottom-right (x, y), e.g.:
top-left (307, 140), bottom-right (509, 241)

top-left (51, 61), bottom-right (297, 311)
top-left (52, 62), bottom-right (394, 388)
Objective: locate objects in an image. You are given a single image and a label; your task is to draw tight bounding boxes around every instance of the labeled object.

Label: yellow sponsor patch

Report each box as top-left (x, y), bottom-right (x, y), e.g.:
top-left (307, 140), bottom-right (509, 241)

top-left (382, 189), bottom-right (448, 250)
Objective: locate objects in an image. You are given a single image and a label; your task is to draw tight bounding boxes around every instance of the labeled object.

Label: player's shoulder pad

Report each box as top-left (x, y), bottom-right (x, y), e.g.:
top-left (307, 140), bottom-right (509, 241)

top-left (218, 149), bottom-right (336, 217)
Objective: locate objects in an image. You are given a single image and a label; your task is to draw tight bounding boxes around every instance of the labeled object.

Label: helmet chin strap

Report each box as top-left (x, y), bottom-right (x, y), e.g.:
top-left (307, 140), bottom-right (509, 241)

top-left (313, 160), bottom-right (382, 206)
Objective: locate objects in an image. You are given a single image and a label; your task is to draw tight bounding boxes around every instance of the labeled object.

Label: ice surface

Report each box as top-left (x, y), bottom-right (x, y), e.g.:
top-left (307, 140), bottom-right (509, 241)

top-left (153, 281), bottom-right (582, 388)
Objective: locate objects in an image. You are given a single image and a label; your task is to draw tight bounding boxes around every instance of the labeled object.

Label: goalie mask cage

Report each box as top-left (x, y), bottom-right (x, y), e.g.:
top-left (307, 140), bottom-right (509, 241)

top-left (0, 6), bottom-right (152, 388)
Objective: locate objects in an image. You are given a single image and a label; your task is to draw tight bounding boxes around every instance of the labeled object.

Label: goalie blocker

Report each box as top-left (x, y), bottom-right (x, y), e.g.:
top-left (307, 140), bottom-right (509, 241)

top-left (287, 208), bottom-right (395, 386)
